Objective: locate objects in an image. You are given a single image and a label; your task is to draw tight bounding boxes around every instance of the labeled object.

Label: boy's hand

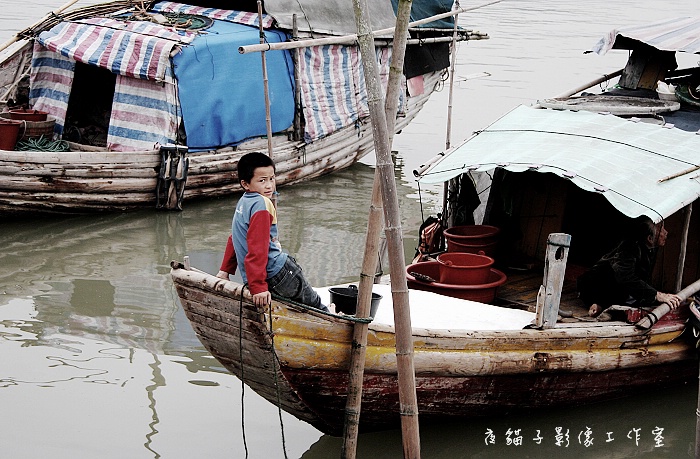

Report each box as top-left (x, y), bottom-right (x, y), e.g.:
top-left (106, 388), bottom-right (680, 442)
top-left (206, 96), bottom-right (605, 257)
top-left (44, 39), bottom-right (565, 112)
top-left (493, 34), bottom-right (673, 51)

top-left (252, 291), bottom-right (272, 306)
top-left (216, 270), bottom-right (230, 280)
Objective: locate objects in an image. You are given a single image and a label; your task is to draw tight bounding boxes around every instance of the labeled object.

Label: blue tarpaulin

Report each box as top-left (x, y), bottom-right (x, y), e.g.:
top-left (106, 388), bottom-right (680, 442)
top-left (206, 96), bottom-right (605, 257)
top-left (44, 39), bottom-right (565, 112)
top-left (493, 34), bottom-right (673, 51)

top-left (172, 20), bottom-right (294, 150)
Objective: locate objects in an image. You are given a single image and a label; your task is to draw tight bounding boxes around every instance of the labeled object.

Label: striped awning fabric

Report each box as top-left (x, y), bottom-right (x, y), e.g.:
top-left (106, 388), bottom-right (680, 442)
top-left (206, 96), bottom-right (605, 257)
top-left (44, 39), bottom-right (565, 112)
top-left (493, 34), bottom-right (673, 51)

top-left (37, 17), bottom-right (196, 81)
top-left (592, 16), bottom-right (700, 55)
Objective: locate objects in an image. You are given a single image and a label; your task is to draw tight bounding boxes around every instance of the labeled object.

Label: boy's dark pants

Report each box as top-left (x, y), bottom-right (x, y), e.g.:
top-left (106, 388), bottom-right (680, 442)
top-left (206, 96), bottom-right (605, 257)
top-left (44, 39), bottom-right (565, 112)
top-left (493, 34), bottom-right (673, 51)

top-left (268, 256), bottom-right (329, 312)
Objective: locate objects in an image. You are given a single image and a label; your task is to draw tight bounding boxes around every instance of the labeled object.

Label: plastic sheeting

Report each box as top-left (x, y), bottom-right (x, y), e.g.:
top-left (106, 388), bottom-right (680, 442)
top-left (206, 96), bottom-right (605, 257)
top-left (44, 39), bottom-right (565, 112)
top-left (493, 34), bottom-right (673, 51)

top-left (172, 20), bottom-right (294, 150)
top-left (591, 16), bottom-right (700, 55)
top-left (418, 105), bottom-right (700, 222)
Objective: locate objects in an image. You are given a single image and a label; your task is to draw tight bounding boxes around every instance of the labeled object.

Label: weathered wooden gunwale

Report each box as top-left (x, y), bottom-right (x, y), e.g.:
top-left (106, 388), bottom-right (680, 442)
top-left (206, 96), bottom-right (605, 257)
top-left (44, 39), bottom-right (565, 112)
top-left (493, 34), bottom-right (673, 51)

top-left (171, 265), bottom-right (697, 435)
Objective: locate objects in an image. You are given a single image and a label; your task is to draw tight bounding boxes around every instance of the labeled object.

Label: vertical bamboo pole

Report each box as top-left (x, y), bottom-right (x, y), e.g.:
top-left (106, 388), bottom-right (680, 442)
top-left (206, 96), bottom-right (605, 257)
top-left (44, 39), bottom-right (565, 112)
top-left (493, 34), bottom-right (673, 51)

top-left (341, 0), bottom-right (414, 456)
top-left (257, 1), bottom-right (274, 158)
top-left (445, 1), bottom-right (460, 151)
top-left (292, 14), bottom-right (303, 142)
top-left (675, 203), bottom-right (692, 292)
top-left (443, 1), bottom-right (460, 228)
top-left (349, 1), bottom-right (420, 458)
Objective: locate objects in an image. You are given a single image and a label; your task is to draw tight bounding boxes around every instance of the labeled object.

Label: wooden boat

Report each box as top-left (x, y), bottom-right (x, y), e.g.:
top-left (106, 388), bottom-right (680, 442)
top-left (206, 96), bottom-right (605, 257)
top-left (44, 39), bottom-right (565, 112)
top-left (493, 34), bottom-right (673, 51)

top-left (0, 0), bottom-right (486, 214)
top-left (171, 17), bottom-right (700, 435)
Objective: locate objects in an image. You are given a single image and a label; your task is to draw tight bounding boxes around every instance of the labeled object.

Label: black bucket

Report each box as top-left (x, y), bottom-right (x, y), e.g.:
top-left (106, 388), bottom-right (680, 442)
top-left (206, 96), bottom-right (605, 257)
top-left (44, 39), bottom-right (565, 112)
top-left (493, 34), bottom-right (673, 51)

top-left (329, 285), bottom-right (382, 317)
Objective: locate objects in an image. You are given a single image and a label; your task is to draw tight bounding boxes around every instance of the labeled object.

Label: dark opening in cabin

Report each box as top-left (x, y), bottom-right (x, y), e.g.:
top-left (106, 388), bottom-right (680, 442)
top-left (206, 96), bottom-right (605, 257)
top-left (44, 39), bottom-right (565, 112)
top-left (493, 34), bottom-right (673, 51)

top-left (63, 62), bottom-right (116, 147)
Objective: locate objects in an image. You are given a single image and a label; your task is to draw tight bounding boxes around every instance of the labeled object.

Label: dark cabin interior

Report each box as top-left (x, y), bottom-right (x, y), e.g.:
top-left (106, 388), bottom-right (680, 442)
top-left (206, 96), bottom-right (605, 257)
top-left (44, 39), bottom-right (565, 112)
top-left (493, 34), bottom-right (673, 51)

top-left (476, 169), bottom-right (699, 313)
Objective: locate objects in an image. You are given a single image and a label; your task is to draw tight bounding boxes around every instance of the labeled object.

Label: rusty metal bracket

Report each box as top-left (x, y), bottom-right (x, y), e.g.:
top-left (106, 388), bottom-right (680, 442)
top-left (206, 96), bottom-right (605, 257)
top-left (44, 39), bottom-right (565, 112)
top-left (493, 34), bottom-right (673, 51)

top-left (156, 145), bottom-right (189, 210)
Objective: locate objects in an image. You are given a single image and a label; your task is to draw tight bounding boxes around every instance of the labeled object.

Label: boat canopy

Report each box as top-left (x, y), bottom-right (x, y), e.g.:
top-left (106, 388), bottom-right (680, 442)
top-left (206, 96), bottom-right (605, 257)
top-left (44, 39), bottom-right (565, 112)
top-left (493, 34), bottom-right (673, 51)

top-left (417, 105), bottom-right (700, 222)
top-left (591, 16), bottom-right (700, 55)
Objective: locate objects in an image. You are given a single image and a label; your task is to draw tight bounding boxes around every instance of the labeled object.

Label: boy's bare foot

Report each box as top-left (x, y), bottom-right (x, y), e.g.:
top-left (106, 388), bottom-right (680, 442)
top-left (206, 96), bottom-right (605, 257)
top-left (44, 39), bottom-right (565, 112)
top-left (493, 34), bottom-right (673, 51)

top-left (589, 303), bottom-right (603, 317)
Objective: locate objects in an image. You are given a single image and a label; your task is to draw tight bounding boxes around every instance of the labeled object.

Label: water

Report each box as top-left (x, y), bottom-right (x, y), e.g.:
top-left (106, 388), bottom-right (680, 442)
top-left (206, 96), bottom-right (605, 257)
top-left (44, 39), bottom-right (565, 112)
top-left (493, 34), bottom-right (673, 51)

top-left (1, 0), bottom-right (699, 457)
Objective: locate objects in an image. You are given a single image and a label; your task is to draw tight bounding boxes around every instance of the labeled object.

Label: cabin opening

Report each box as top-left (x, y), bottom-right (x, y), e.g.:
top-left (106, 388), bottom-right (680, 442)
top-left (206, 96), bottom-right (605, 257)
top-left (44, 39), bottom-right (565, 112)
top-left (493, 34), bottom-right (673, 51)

top-left (63, 62), bottom-right (116, 147)
top-left (472, 169), bottom-right (699, 293)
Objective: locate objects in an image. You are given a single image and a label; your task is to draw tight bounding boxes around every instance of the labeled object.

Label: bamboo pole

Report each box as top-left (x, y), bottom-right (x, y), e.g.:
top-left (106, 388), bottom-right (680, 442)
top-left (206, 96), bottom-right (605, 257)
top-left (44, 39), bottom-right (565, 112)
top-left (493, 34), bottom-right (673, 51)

top-left (635, 277), bottom-right (700, 330)
top-left (346, 0), bottom-right (420, 457)
top-left (257, 1), bottom-right (274, 158)
top-left (442, 1), bottom-right (461, 228)
top-left (551, 68), bottom-right (624, 99)
top-left (445, 1), bottom-right (460, 151)
top-left (239, 0), bottom-right (501, 54)
top-left (292, 14), bottom-right (303, 141)
top-left (675, 203), bottom-right (693, 292)
top-left (341, 0), bottom-right (413, 454)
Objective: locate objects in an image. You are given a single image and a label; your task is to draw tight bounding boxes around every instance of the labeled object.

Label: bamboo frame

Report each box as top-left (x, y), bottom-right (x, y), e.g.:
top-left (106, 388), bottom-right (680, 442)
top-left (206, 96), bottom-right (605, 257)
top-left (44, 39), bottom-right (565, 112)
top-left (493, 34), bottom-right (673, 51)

top-left (239, 0), bottom-right (501, 54)
top-left (349, 0), bottom-right (420, 456)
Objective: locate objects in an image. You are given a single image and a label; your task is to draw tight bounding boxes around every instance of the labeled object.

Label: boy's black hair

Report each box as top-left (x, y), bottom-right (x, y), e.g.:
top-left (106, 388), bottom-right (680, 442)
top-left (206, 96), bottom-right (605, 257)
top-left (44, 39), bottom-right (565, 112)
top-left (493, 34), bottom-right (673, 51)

top-left (237, 152), bottom-right (275, 184)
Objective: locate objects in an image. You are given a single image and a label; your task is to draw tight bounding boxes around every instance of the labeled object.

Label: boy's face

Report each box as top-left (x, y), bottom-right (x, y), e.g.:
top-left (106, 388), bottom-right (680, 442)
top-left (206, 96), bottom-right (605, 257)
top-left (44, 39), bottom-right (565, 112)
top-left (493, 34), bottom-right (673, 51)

top-left (241, 166), bottom-right (275, 198)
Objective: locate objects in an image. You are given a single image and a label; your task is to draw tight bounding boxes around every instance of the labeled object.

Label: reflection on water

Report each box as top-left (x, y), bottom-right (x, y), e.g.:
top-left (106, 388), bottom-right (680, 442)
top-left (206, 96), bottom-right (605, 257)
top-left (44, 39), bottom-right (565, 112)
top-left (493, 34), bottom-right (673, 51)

top-left (0, 163), bottom-right (419, 458)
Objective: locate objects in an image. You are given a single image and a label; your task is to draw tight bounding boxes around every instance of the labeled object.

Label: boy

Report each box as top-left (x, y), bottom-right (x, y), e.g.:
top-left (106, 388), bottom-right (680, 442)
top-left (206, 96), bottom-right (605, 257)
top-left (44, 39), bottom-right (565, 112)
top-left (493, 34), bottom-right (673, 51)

top-left (216, 152), bottom-right (330, 312)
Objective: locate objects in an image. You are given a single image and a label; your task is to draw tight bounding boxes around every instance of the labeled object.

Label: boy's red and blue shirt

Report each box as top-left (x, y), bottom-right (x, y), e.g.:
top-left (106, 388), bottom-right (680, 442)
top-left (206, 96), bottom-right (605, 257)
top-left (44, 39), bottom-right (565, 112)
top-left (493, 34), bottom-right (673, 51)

top-left (221, 192), bottom-right (287, 294)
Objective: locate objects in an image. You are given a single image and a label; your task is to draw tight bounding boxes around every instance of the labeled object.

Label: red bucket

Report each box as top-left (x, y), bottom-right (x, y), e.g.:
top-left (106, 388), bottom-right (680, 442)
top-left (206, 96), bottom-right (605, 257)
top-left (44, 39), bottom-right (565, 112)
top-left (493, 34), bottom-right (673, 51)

top-left (0, 119), bottom-right (22, 150)
top-left (444, 225), bottom-right (500, 256)
top-left (436, 252), bottom-right (494, 285)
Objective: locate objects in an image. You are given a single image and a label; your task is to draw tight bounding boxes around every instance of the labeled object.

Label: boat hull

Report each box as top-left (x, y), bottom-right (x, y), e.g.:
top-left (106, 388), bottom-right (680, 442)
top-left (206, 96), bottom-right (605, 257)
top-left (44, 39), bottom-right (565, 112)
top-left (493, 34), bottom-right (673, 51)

top-left (171, 266), bottom-right (698, 435)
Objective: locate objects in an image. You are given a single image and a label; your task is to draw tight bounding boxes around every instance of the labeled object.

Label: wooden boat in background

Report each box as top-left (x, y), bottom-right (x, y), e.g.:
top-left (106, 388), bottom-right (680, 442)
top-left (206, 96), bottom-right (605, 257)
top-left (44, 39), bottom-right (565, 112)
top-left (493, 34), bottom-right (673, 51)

top-left (0, 0), bottom-right (486, 214)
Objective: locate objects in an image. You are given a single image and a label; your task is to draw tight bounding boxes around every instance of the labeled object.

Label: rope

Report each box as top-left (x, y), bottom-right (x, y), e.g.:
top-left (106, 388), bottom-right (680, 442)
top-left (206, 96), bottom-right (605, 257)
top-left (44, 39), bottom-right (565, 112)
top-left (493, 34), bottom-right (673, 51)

top-left (267, 301), bottom-right (289, 459)
top-left (238, 291), bottom-right (249, 459)
top-left (270, 292), bottom-right (373, 323)
top-left (15, 135), bottom-right (69, 151)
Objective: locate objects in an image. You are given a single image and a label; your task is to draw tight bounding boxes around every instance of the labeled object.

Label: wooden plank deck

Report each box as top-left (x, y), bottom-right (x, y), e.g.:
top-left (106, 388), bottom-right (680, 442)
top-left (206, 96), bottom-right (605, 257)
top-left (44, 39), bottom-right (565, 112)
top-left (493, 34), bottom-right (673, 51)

top-left (495, 266), bottom-right (592, 320)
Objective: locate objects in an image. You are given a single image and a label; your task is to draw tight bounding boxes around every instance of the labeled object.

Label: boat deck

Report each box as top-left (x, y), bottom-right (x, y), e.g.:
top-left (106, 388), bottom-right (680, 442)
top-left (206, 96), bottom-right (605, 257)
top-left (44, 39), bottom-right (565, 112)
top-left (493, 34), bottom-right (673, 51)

top-left (495, 264), bottom-right (599, 322)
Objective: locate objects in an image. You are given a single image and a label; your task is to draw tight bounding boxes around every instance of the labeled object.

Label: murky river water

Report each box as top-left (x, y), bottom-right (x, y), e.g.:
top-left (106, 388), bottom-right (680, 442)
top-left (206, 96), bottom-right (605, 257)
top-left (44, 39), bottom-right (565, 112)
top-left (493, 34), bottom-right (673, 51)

top-left (1, 0), bottom-right (699, 457)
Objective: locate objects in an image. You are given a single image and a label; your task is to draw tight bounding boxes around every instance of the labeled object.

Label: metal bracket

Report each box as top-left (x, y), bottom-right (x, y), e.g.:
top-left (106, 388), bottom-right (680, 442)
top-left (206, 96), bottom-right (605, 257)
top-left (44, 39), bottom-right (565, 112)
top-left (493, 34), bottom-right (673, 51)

top-left (156, 145), bottom-right (189, 210)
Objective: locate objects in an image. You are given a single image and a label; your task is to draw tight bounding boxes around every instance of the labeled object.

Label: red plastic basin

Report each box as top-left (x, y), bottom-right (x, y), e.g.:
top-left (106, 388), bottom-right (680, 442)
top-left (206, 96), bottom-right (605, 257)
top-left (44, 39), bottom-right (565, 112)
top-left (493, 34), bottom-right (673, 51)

top-left (406, 261), bottom-right (507, 303)
top-left (436, 252), bottom-right (494, 285)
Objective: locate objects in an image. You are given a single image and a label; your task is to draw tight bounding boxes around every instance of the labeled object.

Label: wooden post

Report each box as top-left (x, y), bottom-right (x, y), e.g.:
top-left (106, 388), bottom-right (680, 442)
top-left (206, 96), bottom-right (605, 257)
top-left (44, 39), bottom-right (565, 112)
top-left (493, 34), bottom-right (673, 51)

top-left (342, 0), bottom-right (415, 457)
top-left (257, 1), bottom-right (274, 158)
top-left (675, 203), bottom-right (693, 292)
top-left (347, 0), bottom-right (421, 457)
top-left (535, 233), bottom-right (571, 329)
